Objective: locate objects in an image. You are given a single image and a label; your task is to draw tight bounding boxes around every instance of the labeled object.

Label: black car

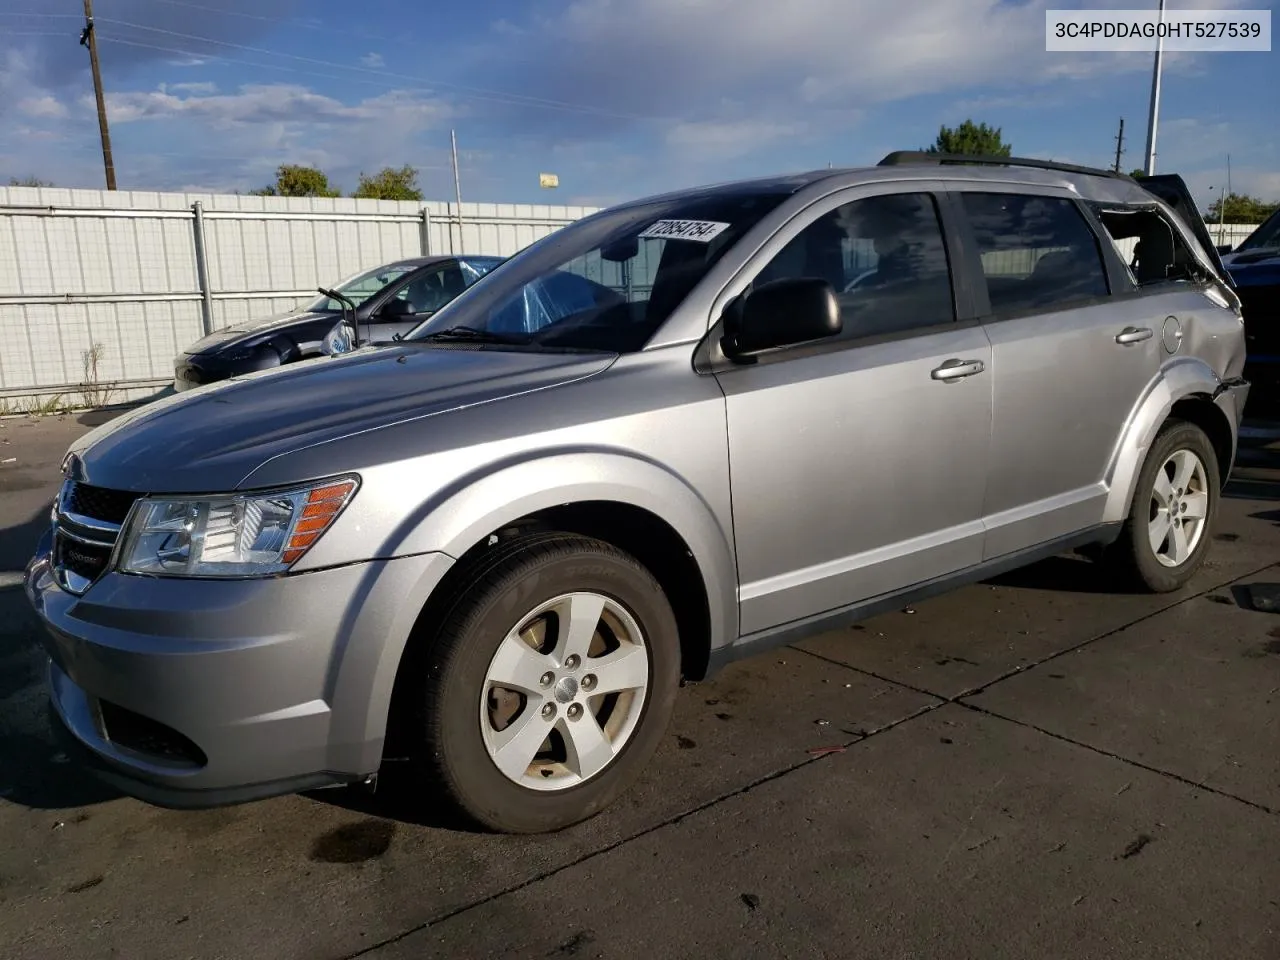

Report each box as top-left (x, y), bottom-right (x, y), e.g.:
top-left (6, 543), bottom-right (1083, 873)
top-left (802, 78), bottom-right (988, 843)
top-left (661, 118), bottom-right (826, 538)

top-left (1219, 210), bottom-right (1280, 414)
top-left (174, 255), bottom-right (504, 391)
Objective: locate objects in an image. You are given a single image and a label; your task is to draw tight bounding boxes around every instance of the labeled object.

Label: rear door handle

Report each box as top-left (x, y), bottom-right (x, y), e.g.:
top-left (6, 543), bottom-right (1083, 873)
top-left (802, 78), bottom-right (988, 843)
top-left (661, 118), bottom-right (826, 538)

top-left (931, 358), bottom-right (985, 381)
top-left (1115, 326), bottom-right (1153, 345)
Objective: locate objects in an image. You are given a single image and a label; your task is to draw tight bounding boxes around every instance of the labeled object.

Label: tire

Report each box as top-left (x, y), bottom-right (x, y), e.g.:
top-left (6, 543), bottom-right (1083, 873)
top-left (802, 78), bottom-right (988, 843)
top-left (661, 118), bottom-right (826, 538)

top-left (1109, 419), bottom-right (1221, 593)
top-left (411, 533), bottom-right (681, 834)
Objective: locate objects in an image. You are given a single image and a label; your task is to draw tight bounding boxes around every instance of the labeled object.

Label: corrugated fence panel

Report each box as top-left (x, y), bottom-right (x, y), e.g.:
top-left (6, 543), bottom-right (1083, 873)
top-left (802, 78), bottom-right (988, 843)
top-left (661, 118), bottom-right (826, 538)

top-left (0, 185), bottom-right (596, 403)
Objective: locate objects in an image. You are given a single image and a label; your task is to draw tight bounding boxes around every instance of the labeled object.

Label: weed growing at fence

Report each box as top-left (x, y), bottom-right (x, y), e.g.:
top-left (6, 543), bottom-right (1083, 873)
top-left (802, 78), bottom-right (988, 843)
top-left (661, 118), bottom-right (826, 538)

top-left (79, 343), bottom-right (115, 409)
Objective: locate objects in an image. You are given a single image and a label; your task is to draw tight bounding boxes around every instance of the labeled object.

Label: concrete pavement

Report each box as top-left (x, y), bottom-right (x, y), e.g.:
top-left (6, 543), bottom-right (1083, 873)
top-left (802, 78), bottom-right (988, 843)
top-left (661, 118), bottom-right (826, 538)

top-left (1, 411), bottom-right (1277, 960)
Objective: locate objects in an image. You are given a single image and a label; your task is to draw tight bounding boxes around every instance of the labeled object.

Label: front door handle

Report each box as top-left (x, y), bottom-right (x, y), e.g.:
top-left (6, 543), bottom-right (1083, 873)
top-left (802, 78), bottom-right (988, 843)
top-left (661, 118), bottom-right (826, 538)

top-left (1115, 326), bottom-right (1154, 345)
top-left (931, 358), bottom-right (985, 381)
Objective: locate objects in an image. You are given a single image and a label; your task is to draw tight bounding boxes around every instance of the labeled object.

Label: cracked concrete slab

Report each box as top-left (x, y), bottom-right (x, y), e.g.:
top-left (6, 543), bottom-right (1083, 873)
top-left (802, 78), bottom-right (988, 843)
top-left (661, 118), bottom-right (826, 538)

top-left (967, 566), bottom-right (1280, 813)
top-left (384, 705), bottom-right (1280, 960)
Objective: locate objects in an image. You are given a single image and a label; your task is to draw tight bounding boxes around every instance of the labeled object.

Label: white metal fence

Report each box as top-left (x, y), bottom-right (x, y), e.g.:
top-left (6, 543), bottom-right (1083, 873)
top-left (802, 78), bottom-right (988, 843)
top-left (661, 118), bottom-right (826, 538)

top-left (0, 185), bottom-right (599, 409)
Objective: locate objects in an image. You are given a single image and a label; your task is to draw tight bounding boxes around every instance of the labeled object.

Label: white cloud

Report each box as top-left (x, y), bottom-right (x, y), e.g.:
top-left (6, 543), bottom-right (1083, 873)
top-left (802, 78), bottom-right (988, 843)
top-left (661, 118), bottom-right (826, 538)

top-left (165, 82), bottom-right (219, 95)
top-left (360, 52), bottom-right (386, 68)
top-left (18, 95), bottom-right (67, 120)
top-left (104, 84), bottom-right (451, 128)
top-left (666, 118), bottom-right (812, 162)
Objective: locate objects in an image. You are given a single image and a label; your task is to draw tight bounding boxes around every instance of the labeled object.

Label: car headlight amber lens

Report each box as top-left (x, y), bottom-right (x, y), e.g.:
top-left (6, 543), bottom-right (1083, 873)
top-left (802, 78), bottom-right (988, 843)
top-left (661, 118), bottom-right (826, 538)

top-left (118, 476), bottom-right (358, 578)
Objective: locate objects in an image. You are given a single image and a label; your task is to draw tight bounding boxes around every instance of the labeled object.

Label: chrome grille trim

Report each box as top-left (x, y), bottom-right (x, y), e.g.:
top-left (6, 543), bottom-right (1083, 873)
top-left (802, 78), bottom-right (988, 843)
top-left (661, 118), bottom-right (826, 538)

top-left (51, 477), bottom-right (135, 596)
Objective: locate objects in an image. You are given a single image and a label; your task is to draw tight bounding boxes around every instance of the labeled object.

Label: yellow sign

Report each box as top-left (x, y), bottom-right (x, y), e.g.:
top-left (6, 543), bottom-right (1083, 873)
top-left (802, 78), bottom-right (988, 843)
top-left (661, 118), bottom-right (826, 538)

top-left (539, 173), bottom-right (560, 189)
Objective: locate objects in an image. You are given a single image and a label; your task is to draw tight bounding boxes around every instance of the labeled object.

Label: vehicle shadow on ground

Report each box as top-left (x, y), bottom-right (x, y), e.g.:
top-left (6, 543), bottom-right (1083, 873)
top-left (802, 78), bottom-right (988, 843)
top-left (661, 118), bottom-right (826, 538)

top-left (0, 508), bottom-right (120, 811)
top-left (983, 552), bottom-right (1126, 595)
top-left (301, 766), bottom-right (481, 833)
top-left (1226, 476), bottom-right (1280, 502)
top-left (74, 387), bottom-right (172, 429)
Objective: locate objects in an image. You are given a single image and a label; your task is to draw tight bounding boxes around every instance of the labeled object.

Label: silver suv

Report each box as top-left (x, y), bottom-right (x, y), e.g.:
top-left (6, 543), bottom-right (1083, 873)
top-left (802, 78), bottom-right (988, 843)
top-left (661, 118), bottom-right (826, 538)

top-left (25, 154), bottom-right (1248, 833)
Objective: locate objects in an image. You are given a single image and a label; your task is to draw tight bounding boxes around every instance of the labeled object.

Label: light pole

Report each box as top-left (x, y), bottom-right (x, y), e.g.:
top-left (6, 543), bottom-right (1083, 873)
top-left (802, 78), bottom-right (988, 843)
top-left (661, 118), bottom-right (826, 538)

top-left (1143, 0), bottom-right (1167, 175)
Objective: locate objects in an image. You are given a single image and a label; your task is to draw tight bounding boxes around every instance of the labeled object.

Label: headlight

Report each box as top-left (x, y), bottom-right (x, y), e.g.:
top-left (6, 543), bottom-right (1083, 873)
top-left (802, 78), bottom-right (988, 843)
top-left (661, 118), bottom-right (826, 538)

top-left (118, 476), bottom-right (359, 578)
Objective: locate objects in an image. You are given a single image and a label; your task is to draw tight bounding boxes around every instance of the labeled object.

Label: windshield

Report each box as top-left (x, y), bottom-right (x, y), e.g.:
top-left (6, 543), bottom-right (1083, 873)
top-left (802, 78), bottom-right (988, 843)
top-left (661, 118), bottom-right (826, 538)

top-left (1237, 208), bottom-right (1280, 252)
top-left (306, 263), bottom-right (417, 311)
top-left (403, 190), bottom-right (791, 353)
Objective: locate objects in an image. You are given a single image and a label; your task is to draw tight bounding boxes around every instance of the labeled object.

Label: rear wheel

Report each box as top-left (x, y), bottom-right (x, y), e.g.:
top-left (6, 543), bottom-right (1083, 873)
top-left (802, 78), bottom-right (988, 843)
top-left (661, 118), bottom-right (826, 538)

top-left (412, 533), bottom-right (680, 833)
top-left (1110, 420), bottom-right (1220, 593)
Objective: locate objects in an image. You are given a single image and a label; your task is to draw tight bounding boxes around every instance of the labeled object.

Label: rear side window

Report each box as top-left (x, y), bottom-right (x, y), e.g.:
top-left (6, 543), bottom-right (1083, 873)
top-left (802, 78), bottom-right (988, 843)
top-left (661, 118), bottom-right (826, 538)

top-left (960, 193), bottom-right (1110, 316)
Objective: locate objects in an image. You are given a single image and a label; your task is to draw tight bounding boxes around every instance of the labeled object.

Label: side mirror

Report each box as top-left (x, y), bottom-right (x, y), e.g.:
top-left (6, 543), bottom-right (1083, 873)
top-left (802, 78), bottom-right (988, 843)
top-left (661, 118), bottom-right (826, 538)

top-left (380, 298), bottom-right (415, 319)
top-left (721, 277), bottom-right (842, 361)
top-left (1216, 244), bottom-right (1234, 255)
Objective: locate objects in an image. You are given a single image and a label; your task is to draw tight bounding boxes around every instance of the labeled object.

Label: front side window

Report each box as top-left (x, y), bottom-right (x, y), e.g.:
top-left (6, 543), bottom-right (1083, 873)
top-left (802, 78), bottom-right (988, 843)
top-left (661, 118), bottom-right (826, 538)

top-left (960, 193), bottom-right (1110, 315)
top-left (404, 190), bottom-right (790, 353)
top-left (747, 192), bottom-right (956, 340)
top-left (384, 263), bottom-right (467, 318)
top-left (305, 263), bottom-right (416, 312)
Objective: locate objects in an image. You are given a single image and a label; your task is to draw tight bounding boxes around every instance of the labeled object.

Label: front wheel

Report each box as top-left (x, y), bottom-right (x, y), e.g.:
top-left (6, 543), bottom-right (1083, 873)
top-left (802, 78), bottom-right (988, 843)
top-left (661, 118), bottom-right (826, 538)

top-left (412, 533), bottom-right (681, 834)
top-left (1110, 419), bottom-right (1220, 593)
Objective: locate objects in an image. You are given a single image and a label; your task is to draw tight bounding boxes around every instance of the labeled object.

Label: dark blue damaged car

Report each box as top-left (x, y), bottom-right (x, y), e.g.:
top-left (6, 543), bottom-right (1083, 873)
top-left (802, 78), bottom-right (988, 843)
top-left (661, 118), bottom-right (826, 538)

top-left (1219, 209), bottom-right (1280, 414)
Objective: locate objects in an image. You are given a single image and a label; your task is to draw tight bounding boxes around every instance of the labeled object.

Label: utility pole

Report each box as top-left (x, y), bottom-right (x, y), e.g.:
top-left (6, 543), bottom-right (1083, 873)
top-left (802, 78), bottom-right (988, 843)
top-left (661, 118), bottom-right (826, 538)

top-left (450, 129), bottom-right (463, 254)
top-left (1142, 0), bottom-right (1166, 175)
top-left (80, 0), bottom-right (117, 190)
top-left (1113, 117), bottom-right (1125, 173)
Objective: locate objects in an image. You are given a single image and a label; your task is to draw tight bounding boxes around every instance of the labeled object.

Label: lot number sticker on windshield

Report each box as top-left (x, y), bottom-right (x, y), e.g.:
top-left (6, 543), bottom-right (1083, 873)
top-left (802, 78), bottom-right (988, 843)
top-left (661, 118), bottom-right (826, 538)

top-left (638, 220), bottom-right (731, 242)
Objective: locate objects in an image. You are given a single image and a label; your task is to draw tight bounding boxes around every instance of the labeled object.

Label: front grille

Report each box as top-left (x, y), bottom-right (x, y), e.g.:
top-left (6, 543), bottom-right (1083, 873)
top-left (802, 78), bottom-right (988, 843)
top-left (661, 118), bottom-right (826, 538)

top-left (67, 482), bottom-right (141, 526)
top-left (53, 480), bottom-right (143, 593)
top-left (99, 700), bottom-right (207, 769)
top-left (55, 536), bottom-right (113, 581)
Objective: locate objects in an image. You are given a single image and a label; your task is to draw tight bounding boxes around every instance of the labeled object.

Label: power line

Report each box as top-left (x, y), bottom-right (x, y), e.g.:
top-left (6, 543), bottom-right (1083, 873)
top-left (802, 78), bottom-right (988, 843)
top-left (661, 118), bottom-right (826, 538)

top-left (94, 18), bottom-right (667, 122)
top-left (134, 0), bottom-right (410, 45)
top-left (132, 0), bottom-right (295, 25)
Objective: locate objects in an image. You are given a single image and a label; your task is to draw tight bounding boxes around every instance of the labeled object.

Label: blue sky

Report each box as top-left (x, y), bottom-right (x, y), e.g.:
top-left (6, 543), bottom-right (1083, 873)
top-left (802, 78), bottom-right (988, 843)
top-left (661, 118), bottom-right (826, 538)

top-left (1, 0), bottom-right (1276, 210)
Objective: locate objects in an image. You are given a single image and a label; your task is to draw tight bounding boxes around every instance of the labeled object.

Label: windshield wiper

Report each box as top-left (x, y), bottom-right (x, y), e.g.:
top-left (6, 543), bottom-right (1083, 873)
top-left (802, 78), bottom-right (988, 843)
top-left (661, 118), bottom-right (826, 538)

top-left (412, 326), bottom-right (531, 346)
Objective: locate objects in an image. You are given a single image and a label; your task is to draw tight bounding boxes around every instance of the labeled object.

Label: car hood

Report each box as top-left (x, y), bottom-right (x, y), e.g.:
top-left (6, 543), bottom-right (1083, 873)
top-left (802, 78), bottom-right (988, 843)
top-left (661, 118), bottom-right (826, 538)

top-left (1223, 247), bottom-right (1280, 286)
top-left (184, 310), bottom-right (336, 355)
top-left (66, 346), bottom-right (615, 493)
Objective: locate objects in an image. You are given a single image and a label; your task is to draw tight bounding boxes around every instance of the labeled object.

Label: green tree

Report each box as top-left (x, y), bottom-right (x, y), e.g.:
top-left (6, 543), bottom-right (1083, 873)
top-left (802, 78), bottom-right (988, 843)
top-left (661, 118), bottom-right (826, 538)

top-left (252, 164), bottom-right (341, 198)
top-left (8, 176), bottom-right (54, 187)
top-left (1205, 192), bottom-right (1280, 225)
top-left (352, 165), bottom-right (424, 201)
top-left (1128, 169), bottom-right (1146, 179)
top-left (923, 119), bottom-right (1012, 157)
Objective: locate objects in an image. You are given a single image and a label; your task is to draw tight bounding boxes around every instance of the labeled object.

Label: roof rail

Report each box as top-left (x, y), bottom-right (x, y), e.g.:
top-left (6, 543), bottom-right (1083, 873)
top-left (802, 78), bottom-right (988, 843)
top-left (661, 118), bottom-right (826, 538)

top-left (877, 151), bottom-right (1134, 182)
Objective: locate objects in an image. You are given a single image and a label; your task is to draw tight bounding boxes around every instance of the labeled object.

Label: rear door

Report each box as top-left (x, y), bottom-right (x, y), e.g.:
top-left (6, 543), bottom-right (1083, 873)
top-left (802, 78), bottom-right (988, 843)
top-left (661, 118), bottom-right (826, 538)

top-left (943, 184), bottom-right (1162, 558)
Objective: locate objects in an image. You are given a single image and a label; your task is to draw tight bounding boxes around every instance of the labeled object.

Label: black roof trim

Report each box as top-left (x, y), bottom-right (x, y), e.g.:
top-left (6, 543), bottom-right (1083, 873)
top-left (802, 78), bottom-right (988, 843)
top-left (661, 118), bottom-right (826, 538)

top-left (877, 151), bottom-right (1135, 182)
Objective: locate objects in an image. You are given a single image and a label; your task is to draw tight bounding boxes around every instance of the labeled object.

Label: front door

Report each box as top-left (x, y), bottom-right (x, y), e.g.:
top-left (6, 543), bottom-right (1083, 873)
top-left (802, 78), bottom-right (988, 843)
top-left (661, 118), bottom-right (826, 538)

top-left (714, 187), bottom-right (994, 636)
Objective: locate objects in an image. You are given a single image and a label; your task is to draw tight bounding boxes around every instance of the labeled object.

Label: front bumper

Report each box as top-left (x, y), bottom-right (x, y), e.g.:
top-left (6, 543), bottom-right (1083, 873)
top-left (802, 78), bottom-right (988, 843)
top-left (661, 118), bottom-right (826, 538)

top-left (25, 530), bottom-right (454, 808)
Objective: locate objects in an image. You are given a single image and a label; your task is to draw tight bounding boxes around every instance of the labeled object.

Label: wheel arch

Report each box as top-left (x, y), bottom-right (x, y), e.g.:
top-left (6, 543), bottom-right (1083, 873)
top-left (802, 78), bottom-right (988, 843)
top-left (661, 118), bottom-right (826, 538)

top-left (1103, 359), bottom-right (1238, 523)
top-left (373, 450), bottom-right (738, 756)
